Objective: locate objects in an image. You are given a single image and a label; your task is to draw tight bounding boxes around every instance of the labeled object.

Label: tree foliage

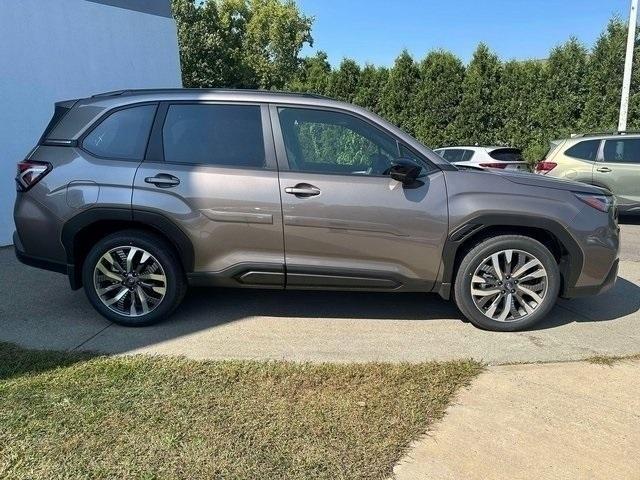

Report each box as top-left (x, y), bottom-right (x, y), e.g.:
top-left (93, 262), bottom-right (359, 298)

top-left (172, 0), bottom-right (312, 89)
top-left (453, 43), bottom-right (503, 145)
top-left (380, 50), bottom-right (421, 134)
top-left (414, 51), bottom-right (465, 148)
top-left (173, 5), bottom-right (640, 162)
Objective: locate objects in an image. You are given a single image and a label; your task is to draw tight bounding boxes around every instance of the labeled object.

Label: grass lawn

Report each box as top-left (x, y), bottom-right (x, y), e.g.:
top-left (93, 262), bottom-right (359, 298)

top-left (0, 342), bottom-right (482, 480)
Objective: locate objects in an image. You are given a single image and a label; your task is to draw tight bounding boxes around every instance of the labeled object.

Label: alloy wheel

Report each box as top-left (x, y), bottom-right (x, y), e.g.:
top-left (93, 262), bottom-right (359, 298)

top-left (470, 249), bottom-right (548, 322)
top-left (93, 246), bottom-right (167, 317)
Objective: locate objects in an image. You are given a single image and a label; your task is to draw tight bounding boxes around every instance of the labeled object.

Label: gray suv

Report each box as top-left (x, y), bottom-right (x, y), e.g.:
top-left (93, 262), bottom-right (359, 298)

top-left (14, 89), bottom-right (620, 331)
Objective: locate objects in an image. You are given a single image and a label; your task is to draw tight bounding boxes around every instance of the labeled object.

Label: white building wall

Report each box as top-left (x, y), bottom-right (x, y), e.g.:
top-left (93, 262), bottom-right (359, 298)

top-left (0, 0), bottom-right (182, 245)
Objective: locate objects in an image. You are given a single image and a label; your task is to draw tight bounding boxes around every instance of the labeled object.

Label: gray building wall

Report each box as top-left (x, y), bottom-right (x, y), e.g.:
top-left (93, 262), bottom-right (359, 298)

top-left (0, 0), bottom-right (182, 245)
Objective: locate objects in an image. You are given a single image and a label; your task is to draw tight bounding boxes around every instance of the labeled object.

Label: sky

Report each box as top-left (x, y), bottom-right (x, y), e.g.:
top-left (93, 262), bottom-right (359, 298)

top-left (297, 0), bottom-right (633, 67)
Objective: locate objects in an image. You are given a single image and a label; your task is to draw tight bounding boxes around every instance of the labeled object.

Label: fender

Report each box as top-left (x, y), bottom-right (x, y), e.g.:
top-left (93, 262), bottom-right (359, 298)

top-left (61, 207), bottom-right (195, 289)
top-left (436, 214), bottom-right (583, 299)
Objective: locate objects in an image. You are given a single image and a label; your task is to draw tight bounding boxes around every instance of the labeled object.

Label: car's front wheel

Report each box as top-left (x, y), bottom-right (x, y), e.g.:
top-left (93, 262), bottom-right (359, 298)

top-left (453, 235), bottom-right (561, 331)
top-left (82, 230), bottom-right (187, 327)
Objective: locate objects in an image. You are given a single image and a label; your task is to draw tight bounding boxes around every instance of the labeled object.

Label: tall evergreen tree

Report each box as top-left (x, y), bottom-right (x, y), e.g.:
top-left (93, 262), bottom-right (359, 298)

top-left (453, 43), bottom-right (503, 145)
top-left (581, 20), bottom-right (625, 130)
top-left (543, 38), bottom-right (588, 136)
top-left (414, 51), bottom-right (465, 148)
top-left (327, 59), bottom-right (361, 102)
top-left (287, 51), bottom-right (332, 94)
top-left (498, 59), bottom-right (547, 161)
top-left (353, 65), bottom-right (388, 114)
top-left (380, 50), bottom-right (421, 134)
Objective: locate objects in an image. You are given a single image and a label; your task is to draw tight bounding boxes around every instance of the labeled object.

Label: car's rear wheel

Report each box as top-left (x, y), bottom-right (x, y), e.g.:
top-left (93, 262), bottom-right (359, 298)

top-left (82, 230), bottom-right (186, 327)
top-left (453, 235), bottom-right (560, 331)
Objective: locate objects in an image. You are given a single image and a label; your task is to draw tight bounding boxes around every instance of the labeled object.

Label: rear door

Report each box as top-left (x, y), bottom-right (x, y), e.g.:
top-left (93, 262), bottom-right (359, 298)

top-left (272, 105), bottom-right (448, 291)
top-left (595, 137), bottom-right (640, 208)
top-left (133, 102), bottom-right (285, 286)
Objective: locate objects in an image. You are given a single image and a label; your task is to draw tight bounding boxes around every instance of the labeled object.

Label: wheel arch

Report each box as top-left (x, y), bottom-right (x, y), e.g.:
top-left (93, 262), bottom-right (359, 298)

top-left (61, 208), bottom-right (195, 289)
top-left (437, 215), bottom-right (583, 299)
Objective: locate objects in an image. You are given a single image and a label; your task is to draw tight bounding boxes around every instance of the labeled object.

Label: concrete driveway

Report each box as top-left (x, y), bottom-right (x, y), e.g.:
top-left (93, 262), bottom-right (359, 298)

top-left (1, 221), bottom-right (639, 364)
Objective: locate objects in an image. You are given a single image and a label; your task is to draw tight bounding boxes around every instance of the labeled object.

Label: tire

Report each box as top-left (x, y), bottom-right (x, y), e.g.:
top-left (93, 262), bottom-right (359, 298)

top-left (82, 229), bottom-right (187, 327)
top-left (453, 235), bottom-right (560, 332)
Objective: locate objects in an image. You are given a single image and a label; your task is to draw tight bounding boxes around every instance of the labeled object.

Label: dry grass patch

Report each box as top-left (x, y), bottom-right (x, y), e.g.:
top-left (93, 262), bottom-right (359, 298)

top-left (0, 342), bottom-right (481, 480)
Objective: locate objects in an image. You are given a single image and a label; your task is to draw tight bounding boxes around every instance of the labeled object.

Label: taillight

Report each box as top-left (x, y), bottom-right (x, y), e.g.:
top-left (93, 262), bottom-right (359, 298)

top-left (479, 163), bottom-right (507, 169)
top-left (574, 193), bottom-right (615, 213)
top-left (15, 160), bottom-right (51, 191)
top-left (535, 161), bottom-right (557, 174)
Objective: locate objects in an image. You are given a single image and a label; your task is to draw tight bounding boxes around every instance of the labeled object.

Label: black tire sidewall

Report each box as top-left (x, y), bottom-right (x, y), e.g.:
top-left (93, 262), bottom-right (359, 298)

top-left (454, 236), bottom-right (560, 332)
top-left (82, 230), bottom-right (185, 327)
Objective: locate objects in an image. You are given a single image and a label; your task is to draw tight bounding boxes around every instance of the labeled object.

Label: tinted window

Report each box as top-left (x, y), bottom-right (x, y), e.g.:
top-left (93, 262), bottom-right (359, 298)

top-left (603, 138), bottom-right (640, 164)
top-left (489, 148), bottom-right (523, 162)
top-left (278, 107), bottom-right (400, 175)
top-left (564, 140), bottom-right (600, 161)
top-left (442, 149), bottom-right (473, 162)
top-left (83, 105), bottom-right (156, 159)
top-left (163, 104), bottom-right (265, 167)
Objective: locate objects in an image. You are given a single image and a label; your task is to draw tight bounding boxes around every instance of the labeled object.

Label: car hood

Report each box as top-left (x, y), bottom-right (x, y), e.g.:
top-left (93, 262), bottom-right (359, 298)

top-left (474, 169), bottom-right (609, 195)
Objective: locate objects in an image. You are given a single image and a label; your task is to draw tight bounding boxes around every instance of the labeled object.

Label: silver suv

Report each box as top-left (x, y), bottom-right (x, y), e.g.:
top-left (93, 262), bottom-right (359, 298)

top-left (14, 89), bottom-right (620, 331)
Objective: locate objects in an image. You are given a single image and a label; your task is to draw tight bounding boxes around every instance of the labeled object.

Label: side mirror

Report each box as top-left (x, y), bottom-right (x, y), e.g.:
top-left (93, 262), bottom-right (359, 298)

top-left (388, 160), bottom-right (422, 186)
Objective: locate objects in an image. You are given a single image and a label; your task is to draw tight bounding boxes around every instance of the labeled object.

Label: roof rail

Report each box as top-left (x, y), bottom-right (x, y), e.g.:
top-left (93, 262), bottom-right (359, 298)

top-left (572, 130), bottom-right (640, 138)
top-left (90, 88), bottom-right (330, 100)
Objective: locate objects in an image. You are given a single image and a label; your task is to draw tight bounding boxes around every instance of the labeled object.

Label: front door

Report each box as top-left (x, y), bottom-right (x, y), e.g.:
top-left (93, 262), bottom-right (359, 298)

top-left (594, 137), bottom-right (640, 210)
top-left (271, 105), bottom-right (448, 291)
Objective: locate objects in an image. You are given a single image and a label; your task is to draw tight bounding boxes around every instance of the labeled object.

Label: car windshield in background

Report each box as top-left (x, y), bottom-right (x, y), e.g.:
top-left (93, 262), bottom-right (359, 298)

top-left (488, 148), bottom-right (524, 162)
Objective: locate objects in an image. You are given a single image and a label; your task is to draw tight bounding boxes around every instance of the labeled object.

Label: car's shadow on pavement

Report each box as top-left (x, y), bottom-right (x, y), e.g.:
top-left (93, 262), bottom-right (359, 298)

top-left (173, 274), bottom-right (640, 331)
top-left (619, 215), bottom-right (640, 225)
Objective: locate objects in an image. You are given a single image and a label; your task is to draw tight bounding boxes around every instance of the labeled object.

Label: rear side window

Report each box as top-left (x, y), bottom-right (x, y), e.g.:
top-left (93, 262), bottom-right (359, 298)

top-left (489, 148), bottom-right (523, 162)
top-left (564, 140), bottom-right (600, 161)
top-left (162, 104), bottom-right (265, 168)
top-left (83, 104), bottom-right (156, 160)
top-left (603, 138), bottom-right (640, 164)
top-left (442, 149), bottom-right (473, 162)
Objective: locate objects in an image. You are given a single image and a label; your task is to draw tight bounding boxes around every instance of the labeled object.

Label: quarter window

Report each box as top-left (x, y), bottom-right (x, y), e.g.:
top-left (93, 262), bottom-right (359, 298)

top-left (277, 107), bottom-right (400, 175)
top-left (564, 140), bottom-right (600, 161)
top-left (83, 104), bottom-right (156, 159)
top-left (162, 104), bottom-right (265, 167)
top-left (603, 138), bottom-right (640, 164)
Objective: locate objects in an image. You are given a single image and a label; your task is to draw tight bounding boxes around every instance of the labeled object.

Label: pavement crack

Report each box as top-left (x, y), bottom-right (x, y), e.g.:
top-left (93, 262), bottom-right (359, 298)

top-left (69, 324), bottom-right (112, 352)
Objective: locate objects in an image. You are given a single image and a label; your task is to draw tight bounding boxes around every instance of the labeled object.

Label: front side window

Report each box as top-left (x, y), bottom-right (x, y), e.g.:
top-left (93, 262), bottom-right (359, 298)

top-left (83, 104), bottom-right (156, 159)
top-left (277, 107), bottom-right (400, 175)
top-left (564, 140), bottom-right (600, 161)
top-left (603, 138), bottom-right (640, 164)
top-left (162, 104), bottom-right (265, 168)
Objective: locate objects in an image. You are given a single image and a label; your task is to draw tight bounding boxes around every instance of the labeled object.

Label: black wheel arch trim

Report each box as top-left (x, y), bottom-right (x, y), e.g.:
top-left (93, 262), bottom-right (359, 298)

top-left (436, 214), bottom-right (583, 299)
top-left (61, 207), bottom-right (195, 286)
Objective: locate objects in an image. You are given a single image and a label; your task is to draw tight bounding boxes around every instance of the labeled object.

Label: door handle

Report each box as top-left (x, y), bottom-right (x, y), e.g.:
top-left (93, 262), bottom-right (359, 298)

top-left (145, 173), bottom-right (180, 188)
top-left (285, 184), bottom-right (321, 197)
top-left (596, 167), bottom-right (612, 173)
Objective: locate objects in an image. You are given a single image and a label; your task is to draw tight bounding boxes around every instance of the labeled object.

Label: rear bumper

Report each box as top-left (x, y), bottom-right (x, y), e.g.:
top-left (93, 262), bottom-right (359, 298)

top-left (13, 231), bottom-right (80, 289)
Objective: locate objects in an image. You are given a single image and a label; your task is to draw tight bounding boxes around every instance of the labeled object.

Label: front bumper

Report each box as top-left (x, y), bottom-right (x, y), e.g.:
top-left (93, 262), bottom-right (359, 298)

top-left (562, 258), bottom-right (618, 298)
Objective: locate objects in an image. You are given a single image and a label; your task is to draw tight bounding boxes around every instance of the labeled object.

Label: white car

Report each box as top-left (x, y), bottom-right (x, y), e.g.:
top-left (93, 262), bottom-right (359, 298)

top-left (433, 146), bottom-right (529, 171)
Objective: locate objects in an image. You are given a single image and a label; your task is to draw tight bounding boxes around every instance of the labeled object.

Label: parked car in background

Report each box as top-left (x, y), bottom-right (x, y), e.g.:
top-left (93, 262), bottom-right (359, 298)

top-left (536, 132), bottom-right (640, 215)
top-left (434, 146), bottom-right (529, 171)
top-left (14, 89), bottom-right (619, 332)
